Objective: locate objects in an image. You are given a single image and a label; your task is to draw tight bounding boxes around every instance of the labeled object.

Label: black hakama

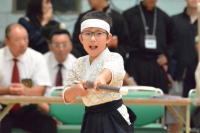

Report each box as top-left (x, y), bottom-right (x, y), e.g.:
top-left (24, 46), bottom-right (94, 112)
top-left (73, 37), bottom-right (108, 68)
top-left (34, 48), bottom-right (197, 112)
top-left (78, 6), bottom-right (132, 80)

top-left (81, 99), bottom-right (136, 133)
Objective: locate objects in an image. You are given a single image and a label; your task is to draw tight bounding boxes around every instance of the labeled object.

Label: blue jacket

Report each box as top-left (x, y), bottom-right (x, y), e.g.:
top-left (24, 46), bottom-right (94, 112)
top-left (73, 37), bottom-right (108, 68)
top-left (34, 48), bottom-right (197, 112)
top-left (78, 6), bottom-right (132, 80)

top-left (18, 17), bottom-right (49, 54)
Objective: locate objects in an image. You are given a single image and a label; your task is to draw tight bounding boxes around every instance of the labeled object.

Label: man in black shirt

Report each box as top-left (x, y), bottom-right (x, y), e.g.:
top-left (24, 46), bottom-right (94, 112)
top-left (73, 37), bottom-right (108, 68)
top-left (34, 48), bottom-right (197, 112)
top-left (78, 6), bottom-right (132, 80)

top-left (123, 0), bottom-right (177, 94)
top-left (170, 0), bottom-right (198, 97)
top-left (72, 0), bottom-right (131, 63)
top-left (166, 0), bottom-right (198, 132)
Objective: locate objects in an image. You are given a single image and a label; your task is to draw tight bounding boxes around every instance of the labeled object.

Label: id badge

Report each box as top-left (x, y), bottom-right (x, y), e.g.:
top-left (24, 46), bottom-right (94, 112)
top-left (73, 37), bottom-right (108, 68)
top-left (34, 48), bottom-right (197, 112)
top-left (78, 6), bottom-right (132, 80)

top-left (22, 79), bottom-right (32, 87)
top-left (145, 35), bottom-right (157, 49)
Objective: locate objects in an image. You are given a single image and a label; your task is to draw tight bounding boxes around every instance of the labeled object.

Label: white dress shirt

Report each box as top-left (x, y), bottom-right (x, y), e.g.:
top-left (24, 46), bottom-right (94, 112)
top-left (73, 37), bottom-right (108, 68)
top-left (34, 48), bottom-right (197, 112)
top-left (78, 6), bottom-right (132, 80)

top-left (0, 46), bottom-right (51, 88)
top-left (44, 51), bottom-right (77, 87)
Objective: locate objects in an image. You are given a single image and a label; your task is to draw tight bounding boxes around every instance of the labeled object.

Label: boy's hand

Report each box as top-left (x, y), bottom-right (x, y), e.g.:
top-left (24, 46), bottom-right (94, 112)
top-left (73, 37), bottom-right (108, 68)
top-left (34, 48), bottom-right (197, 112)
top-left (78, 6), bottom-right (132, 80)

top-left (93, 68), bottom-right (112, 93)
top-left (73, 81), bottom-right (88, 97)
top-left (93, 77), bottom-right (107, 93)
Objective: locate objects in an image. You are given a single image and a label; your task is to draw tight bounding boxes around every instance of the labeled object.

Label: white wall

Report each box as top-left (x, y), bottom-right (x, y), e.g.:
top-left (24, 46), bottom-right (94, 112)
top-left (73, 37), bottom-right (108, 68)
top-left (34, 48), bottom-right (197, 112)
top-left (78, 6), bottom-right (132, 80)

top-left (0, 0), bottom-right (187, 47)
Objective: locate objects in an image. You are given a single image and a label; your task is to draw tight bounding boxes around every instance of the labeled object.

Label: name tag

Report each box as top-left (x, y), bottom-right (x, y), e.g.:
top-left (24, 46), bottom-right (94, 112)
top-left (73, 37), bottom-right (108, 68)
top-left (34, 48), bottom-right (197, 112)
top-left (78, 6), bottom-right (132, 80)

top-left (22, 79), bottom-right (32, 87)
top-left (145, 35), bottom-right (157, 49)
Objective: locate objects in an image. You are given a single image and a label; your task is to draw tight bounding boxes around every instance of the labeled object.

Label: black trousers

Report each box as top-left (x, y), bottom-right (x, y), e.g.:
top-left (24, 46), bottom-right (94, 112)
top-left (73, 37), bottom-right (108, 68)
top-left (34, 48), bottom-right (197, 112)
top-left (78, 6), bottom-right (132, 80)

top-left (0, 104), bottom-right (57, 133)
top-left (126, 54), bottom-right (169, 94)
top-left (81, 99), bottom-right (136, 133)
top-left (182, 59), bottom-right (197, 97)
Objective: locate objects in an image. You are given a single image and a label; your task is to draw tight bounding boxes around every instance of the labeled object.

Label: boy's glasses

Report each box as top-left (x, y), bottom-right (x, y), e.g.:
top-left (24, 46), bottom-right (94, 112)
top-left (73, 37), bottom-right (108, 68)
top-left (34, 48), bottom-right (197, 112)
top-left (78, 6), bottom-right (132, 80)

top-left (81, 31), bottom-right (107, 38)
top-left (51, 44), bottom-right (70, 49)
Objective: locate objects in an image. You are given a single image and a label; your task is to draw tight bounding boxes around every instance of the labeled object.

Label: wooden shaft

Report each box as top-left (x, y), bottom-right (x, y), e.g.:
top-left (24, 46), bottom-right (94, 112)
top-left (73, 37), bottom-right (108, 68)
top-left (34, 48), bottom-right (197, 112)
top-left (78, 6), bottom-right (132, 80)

top-left (84, 81), bottom-right (120, 92)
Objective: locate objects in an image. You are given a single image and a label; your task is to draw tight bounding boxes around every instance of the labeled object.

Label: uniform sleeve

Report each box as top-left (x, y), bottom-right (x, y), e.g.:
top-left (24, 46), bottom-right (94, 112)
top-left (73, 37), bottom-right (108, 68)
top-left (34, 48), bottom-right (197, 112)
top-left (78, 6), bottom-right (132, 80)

top-left (103, 54), bottom-right (125, 86)
top-left (164, 15), bottom-right (178, 62)
top-left (122, 9), bottom-right (140, 53)
top-left (62, 60), bottom-right (79, 93)
top-left (62, 60), bottom-right (80, 103)
top-left (110, 12), bottom-right (132, 63)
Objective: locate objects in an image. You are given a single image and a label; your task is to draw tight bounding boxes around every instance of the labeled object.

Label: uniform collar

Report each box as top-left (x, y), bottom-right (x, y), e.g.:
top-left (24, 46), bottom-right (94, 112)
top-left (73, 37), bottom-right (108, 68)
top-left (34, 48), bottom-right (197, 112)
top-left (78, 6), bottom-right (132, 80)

top-left (4, 46), bottom-right (26, 63)
top-left (92, 5), bottom-right (110, 13)
top-left (182, 7), bottom-right (198, 24)
top-left (140, 1), bottom-right (156, 12)
top-left (96, 47), bottom-right (110, 59)
top-left (183, 8), bottom-right (189, 17)
top-left (88, 47), bottom-right (110, 65)
top-left (49, 51), bottom-right (69, 69)
top-left (103, 5), bottom-right (110, 13)
top-left (84, 48), bottom-right (110, 80)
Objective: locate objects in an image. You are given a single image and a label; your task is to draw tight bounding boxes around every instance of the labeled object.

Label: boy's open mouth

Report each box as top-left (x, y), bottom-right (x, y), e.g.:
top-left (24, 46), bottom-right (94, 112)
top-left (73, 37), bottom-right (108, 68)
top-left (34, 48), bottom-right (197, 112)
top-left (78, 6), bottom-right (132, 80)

top-left (89, 45), bottom-right (98, 50)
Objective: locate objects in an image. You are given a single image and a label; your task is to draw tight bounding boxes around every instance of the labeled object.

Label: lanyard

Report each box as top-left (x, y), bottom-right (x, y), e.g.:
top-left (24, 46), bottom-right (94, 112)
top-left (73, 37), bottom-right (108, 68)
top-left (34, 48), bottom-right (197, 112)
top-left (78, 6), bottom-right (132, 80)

top-left (139, 4), bottom-right (157, 35)
top-left (106, 6), bottom-right (111, 14)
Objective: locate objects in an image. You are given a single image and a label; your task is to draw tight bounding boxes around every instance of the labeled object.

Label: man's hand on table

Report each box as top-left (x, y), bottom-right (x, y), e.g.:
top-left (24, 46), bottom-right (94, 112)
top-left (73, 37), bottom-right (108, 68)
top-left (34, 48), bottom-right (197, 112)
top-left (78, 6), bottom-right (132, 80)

top-left (8, 83), bottom-right (27, 95)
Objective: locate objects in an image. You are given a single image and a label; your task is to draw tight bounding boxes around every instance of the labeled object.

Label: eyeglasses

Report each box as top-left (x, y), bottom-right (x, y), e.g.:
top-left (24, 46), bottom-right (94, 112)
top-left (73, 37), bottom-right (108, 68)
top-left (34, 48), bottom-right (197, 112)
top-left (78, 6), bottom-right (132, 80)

top-left (81, 31), bottom-right (107, 38)
top-left (13, 38), bottom-right (28, 44)
top-left (51, 44), bottom-right (70, 49)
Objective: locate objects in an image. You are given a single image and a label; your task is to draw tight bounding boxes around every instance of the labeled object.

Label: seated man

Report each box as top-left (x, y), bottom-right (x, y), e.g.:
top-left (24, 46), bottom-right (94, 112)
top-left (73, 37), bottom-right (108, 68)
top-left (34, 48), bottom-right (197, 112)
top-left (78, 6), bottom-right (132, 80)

top-left (38, 29), bottom-right (77, 124)
top-left (44, 29), bottom-right (77, 87)
top-left (0, 24), bottom-right (56, 133)
top-left (42, 20), bottom-right (81, 58)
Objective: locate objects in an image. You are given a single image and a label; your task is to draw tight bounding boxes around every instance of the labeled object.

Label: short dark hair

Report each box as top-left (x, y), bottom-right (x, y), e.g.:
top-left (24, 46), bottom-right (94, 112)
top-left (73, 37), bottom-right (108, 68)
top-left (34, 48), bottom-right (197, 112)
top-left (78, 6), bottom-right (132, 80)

top-left (49, 29), bottom-right (71, 43)
top-left (80, 11), bottom-right (113, 30)
top-left (26, 0), bottom-right (51, 23)
top-left (41, 20), bottom-right (61, 41)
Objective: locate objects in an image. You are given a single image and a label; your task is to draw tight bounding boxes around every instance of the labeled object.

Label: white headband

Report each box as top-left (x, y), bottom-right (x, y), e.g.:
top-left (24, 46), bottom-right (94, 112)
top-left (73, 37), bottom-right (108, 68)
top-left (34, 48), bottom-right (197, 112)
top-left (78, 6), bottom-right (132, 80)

top-left (81, 19), bottom-right (110, 33)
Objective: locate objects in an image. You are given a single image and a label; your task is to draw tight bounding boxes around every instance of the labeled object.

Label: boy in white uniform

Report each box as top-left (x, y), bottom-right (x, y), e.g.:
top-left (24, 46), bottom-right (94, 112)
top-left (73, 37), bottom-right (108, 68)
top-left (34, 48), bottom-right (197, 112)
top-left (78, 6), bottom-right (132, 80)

top-left (63, 11), bottom-right (136, 133)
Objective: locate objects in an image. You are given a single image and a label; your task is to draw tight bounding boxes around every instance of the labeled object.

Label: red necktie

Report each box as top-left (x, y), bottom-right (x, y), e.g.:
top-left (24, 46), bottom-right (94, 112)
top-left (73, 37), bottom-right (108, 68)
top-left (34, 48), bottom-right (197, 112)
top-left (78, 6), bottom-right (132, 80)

top-left (56, 64), bottom-right (63, 86)
top-left (11, 59), bottom-right (20, 112)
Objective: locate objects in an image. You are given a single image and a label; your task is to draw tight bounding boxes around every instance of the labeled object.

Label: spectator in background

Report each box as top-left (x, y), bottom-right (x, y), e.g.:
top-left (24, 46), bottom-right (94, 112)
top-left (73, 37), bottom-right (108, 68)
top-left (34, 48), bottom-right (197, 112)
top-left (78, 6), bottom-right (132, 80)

top-left (44, 29), bottom-right (77, 87)
top-left (41, 20), bottom-right (62, 42)
top-left (122, 0), bottom-right (177, 94)
top-left (166, 0), bottom-right (199, 132)
top-left (72, 0), bottom-right (131, 63)
top-left (18, 0), bottom-right (53, 54)
top-left (170, 0), bottom-right (198, 97)
top-left (0, 23), bottom-right (56, 133)
top-left (42, 20), bottom-right (81, 57)
top-left (38, 29), bottom-right (77, 125)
